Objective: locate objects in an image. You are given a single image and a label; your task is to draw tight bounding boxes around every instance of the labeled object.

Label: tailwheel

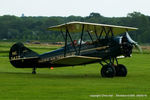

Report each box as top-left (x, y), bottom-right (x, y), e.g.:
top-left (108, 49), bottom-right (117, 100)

top-left (101, 64), bottom-right (116, 78)
top-left (115, 64), bottom-right (127, 77)
top-left (32, 67), bottom-right (36, 74)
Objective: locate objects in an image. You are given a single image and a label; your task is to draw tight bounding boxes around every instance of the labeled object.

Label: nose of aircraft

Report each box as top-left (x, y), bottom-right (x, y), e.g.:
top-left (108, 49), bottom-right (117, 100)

top-left (120, 32), bottom-right (142, 57)
top-left (125, 32), bottom-right (142, 53)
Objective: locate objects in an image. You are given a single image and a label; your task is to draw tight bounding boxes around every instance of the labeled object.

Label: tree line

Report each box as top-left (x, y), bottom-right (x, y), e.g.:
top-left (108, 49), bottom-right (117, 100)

top-left (0, 12), bottom-right (150, 43)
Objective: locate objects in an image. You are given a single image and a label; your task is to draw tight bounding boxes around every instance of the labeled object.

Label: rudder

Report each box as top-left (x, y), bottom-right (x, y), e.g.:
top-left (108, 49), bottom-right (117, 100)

top-left (9, 42), bottom-right (39, 68)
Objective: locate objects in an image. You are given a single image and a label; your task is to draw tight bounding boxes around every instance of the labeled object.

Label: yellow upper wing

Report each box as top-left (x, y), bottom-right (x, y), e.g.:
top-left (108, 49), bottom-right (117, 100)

top-left (48, 21), bottom-right (138, 35)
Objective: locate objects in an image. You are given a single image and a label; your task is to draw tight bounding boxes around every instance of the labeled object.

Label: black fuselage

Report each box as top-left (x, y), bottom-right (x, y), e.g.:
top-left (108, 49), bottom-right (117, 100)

top-left (36, 37), bottom-right (123, 67)
top-left (9, 36), bottom-right (132, 68)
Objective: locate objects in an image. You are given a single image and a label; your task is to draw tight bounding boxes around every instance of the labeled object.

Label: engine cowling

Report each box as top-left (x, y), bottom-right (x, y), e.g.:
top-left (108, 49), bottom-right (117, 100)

top-left (121, 36), bottom-right (133, 57)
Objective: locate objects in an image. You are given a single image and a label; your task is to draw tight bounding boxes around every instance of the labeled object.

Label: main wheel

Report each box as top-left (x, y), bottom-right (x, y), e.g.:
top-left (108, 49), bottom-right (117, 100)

top-left (115, 64), bottom-right (127, 77)
top-left (101, 64), bottom-right (116, 78)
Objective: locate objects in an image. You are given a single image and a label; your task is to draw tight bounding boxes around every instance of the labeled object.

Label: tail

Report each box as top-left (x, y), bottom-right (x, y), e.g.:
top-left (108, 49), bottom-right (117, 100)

top-left (9, 42), bottom-right (39, 68)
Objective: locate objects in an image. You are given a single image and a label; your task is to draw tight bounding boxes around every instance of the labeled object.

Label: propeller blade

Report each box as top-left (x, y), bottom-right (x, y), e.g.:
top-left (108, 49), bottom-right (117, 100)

top-left (125, 32), bottom-right (142, 53)
top-left (125, 32), bottom-right (136, 44)
top-left (134, 43), bottom-right (143, 53)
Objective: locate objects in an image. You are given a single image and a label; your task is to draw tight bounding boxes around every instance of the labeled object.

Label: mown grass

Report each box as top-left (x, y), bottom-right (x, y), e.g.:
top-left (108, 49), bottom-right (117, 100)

top-left (0, 42), bottom-right (150, 100)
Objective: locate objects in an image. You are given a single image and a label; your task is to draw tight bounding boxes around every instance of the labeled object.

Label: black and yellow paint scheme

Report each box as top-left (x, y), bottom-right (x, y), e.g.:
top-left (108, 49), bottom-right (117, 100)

top-left (9, 22), bottom-right (140, 77)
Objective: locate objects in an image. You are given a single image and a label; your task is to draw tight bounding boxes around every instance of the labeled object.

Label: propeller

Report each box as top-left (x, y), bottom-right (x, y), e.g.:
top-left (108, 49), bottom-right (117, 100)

top-left (125, 32), bottom-right (142, 53)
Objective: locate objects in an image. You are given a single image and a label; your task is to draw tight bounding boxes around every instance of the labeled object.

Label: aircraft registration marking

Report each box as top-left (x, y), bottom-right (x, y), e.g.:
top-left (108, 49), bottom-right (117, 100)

top-left (12, 51), bottom-right (17, 56)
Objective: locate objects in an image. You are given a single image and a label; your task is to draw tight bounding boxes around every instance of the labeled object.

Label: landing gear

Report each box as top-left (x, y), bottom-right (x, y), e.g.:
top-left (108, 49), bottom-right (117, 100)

top-left (115, 64), bottom-right (127, 77)
top-left (101, 64), bottom-right (116, 77)
top-left (32, 67), bottom-right (36, 74)
top-left (100, 57), bottom-right (127, 78)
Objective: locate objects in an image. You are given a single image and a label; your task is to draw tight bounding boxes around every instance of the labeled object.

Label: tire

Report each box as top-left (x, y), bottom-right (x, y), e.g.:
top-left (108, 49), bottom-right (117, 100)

top-left (115, 64), bottom-right (127, 77)
top-left (101, 64), bottom-right (116, 78)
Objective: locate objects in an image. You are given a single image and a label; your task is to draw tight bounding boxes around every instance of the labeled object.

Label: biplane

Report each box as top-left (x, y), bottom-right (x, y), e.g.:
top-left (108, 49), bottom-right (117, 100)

top-left (9, 21), bottom-right (140, 77)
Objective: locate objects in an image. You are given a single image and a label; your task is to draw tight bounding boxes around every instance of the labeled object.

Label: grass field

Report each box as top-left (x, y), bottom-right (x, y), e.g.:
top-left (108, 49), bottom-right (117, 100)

top-left (0, 42), bottom-right (150, 100)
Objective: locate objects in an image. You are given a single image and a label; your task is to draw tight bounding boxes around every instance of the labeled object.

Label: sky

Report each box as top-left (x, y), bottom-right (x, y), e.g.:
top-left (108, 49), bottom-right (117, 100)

top-left (0, 0), bottom-right (150, 17)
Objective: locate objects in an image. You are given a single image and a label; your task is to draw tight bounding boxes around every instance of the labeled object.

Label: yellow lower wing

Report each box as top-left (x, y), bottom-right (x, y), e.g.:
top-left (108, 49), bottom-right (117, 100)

top-left (51, 56), bottom-right (101, 66)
